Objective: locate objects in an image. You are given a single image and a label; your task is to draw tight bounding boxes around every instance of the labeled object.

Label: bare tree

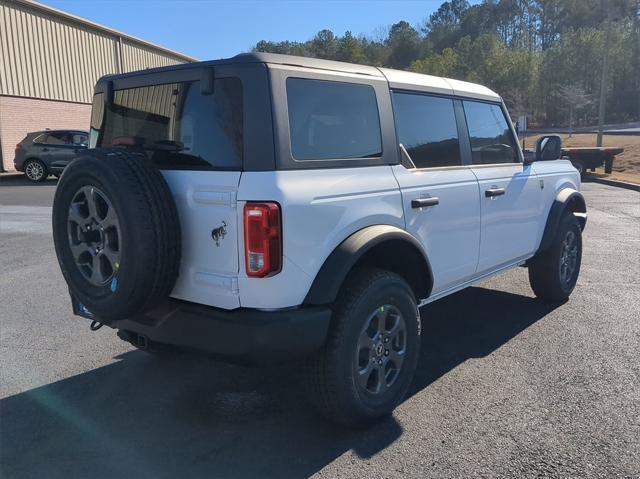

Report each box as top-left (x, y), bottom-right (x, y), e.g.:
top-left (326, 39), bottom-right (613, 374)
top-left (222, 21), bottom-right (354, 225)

top-left (559, 84), bottom-right (592, 137)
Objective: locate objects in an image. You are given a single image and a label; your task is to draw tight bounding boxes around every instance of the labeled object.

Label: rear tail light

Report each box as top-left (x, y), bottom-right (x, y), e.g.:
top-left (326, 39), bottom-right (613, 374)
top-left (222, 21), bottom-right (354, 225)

top-left (243, 202), bottom-right (282, 277)
top-left (14, 143), bottom-right (22, 154)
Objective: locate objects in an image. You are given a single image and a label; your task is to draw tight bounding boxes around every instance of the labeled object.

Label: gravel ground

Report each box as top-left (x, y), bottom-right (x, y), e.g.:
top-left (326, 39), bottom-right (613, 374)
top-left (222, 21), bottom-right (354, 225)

top-left (0, 179), bottom-right (638, 478)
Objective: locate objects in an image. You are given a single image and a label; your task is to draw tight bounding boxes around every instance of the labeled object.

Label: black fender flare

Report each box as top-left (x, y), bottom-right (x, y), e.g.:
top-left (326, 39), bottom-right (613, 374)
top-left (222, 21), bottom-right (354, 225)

top-left (538, 188), bottom-right (587, 253)
top-left (303, 225), bottom-right (433, 305)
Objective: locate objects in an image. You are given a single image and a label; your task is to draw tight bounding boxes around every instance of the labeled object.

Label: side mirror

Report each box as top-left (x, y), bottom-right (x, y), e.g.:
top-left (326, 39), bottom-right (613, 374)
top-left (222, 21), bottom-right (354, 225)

top-left (535, 135), bottom-right (562, 162)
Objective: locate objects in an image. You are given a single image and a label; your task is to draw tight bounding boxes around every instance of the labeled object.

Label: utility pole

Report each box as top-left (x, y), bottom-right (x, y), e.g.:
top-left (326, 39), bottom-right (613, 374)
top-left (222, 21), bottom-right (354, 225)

top-left (635, 0), bottom-right (640, 122)
top-left (597, 0), bottom-right (612, 147)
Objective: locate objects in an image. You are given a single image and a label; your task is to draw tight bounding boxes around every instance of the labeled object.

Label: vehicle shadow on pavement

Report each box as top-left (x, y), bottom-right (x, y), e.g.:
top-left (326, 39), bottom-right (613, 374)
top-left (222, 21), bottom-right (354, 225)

top-left (0, 176), bottom-right (58, 187)
top-left (0, 286), bottom-right (557, 479)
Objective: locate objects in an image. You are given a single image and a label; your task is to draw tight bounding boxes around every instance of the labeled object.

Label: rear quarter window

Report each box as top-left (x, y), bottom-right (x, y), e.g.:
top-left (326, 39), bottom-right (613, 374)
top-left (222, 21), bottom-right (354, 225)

top-left (286, 78), bottom-right (382, 161)
top-left (95, 78), bottom-right (243, 170)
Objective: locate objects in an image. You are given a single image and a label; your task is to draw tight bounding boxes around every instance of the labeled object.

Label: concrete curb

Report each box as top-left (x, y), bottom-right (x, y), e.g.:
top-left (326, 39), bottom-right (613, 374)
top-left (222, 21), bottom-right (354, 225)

top-left (586, 177), bottom-right (640, 192)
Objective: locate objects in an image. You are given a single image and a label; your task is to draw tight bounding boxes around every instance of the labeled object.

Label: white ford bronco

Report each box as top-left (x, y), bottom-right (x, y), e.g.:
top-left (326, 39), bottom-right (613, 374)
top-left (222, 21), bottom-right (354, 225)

top-left (52, 53), bottom-right (586, 427)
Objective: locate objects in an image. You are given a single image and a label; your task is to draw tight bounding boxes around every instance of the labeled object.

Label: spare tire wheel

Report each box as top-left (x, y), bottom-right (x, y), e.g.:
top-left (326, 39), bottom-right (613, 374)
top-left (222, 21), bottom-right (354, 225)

top-left (52, 149), bottom-right (181, 322)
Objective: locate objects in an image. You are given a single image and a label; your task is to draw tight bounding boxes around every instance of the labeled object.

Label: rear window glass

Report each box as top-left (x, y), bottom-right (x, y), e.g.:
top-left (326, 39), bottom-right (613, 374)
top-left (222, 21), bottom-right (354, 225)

top-left (286, 78), bottom-right (382, 161)
top-left (94, 78), bottom-right (243, 170)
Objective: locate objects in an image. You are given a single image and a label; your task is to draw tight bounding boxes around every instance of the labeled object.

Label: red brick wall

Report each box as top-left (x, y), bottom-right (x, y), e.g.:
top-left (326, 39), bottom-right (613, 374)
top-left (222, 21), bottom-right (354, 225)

top-left (0, 96), bottom-right (91, 171)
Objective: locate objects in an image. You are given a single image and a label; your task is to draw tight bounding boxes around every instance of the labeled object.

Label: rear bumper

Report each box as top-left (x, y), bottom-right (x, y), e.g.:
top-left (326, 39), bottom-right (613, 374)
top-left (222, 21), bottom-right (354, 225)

top-left (107, 299), bottom-right (332, 362)
top-left (13, 155), bottom-right (24, 171)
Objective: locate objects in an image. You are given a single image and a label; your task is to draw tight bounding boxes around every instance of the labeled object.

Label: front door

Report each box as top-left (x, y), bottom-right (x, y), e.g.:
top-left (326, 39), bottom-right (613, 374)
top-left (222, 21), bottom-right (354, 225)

top-left (59, 132), bottom-right (88, 169)
top-left (461, 100), bottom-right (541, 273)
top-left (35, 131), bottom-right (69, 166)
top-left (391, 91), bottom-right (481, 296)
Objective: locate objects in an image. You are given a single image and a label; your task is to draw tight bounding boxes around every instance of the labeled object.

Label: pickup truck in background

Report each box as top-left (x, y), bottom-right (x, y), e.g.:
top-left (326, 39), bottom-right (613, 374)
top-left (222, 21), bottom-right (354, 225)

top-left (524, 144), bottom-right (624, 176)
top-left (560, 146), bottom-right (624, 176)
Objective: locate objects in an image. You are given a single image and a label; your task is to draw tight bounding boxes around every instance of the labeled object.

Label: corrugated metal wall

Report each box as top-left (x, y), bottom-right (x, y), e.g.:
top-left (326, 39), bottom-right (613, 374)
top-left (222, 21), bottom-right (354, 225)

top-left (121, 41), bottom-right (181, 73)
top-left (0, 0), bottom-right (192, 104)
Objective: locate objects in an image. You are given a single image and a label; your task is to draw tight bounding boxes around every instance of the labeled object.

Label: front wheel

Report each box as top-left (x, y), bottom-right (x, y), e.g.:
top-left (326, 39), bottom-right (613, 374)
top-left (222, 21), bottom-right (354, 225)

top-left (306, 268), bottom-right (420, 428)
top-left (529, 212), bottom-right (582, 302)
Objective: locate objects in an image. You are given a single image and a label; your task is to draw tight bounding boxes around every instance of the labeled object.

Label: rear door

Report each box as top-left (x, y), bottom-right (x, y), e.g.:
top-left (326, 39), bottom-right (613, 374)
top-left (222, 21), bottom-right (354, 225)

top-left (30, 133), bottom-right (52, 161)
top-left (93, 64), bottom-right (269, 309)
top-left (391, 91), bottom-right (481, 296)
top-left (35, 132), bottom-right (70, 166)
top-left (462, 100), bottom-right (541, 272)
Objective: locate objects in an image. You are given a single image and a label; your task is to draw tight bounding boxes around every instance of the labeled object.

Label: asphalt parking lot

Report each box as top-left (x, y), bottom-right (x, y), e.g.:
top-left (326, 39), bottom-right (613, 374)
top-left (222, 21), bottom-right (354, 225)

top-left (1, 175), bottom-right (638, 478)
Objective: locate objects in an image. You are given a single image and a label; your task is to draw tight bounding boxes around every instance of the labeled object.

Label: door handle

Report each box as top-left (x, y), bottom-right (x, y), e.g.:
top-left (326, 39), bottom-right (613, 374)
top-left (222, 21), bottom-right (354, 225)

top-left (485, 188), bottom-right (505, 198)
top-left (42, 148), bottom-right (49, 152)
top-left (411, 197), bottom-right (439, 208)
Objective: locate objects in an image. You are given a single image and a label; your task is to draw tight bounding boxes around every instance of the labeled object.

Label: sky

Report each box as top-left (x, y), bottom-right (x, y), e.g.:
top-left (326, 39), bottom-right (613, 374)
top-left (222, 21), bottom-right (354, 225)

top-left (39, 0), bottom-right (451, 60)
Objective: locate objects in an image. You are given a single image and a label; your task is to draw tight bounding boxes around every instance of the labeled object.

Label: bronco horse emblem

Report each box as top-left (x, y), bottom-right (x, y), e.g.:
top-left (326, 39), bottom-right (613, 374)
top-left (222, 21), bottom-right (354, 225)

top-left (211, 221), bottom-right (227, 247)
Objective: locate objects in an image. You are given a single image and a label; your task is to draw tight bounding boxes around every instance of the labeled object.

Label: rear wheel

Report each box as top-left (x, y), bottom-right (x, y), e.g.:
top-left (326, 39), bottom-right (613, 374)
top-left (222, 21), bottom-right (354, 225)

top-left (529, 212), bottom-right (582, 302)
top-left (24, 159), bottom-right (48, 182)
top-left (306, 268), bottom-right (420, 428)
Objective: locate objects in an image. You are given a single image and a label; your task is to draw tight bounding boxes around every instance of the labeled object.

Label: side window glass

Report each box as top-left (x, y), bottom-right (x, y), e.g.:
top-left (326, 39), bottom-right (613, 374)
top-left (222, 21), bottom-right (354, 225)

top-left (392, 92), bottom-right (461, 168)
top-left (463, 101), bottom-right (518, 164)
top-left (44, 132), bottom-right (68, 145)
top-left (71, 134), bottom-right (87, 146)
top-left (90, 93), bottom-right (104, 148)
top-left (286, 78), bottom-right (382, 161)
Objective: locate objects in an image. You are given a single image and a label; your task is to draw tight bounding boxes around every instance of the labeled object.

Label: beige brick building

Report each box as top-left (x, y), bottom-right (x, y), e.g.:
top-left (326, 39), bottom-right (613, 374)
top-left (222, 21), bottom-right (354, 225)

top-left (0, 0), bottom-right (195, 171)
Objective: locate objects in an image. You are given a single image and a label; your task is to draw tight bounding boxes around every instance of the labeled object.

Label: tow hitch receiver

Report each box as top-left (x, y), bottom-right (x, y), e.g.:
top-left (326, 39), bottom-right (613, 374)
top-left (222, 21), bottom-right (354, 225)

top-left (117, 330), bottom-right (147, 349)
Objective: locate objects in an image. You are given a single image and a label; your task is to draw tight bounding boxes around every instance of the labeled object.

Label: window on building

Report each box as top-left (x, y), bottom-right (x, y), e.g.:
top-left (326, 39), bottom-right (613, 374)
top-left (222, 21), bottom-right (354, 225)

top-left (392, 92), bottom-right (461, 168)
top-left (463, 100), bottom-right (518, 165)
top-left (286, 78), bottom-right (382, 161)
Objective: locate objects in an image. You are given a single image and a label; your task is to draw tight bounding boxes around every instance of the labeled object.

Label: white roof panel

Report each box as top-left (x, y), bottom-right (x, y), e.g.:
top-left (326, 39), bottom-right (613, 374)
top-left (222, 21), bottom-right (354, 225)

top-left (444, 77), bottom-right (501, 102)
top-left (379, 67), bottom-right (500, 101)
top-left (379, 68), bottom-right (453, 96)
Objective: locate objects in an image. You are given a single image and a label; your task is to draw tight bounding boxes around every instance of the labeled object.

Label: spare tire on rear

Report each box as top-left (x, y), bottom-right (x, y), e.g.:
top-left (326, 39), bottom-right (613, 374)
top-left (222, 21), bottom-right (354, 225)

top-left (52, 149), bottom-right (181, 322)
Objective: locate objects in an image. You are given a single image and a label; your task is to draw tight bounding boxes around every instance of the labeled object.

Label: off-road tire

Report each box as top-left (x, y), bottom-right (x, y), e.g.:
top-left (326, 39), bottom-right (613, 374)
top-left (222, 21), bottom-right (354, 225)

top-left (528, 212), bottom-right (582, 302)
top-left (52, 149), bottom-right (181, 322)
top-left (306, 267), bottom-right (420, 428)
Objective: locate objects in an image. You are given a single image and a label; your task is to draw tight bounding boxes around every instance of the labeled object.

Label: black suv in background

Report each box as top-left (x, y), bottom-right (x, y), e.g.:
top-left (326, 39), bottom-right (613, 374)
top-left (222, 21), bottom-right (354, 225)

top-left (14, 130), bottom-right (88, 182)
